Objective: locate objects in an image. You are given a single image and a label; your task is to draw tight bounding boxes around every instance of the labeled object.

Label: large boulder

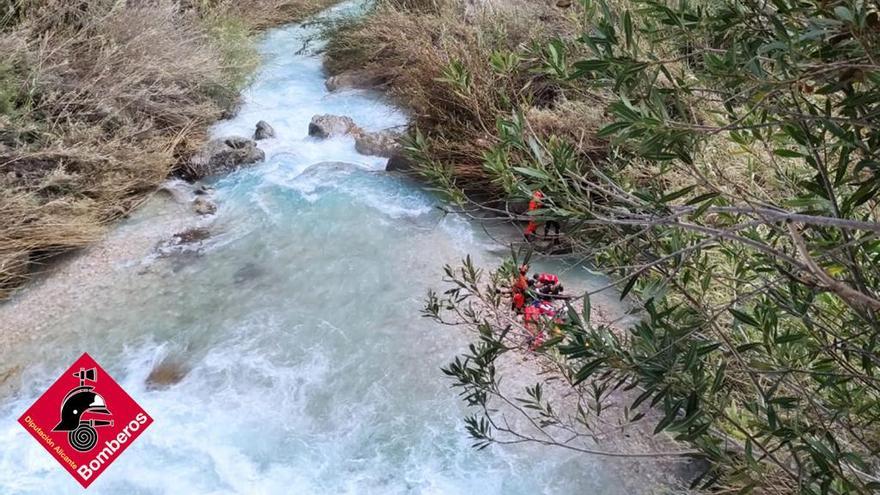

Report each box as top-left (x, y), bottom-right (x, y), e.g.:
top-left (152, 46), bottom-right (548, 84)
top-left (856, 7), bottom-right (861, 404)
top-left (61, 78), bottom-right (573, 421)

top-left (355, 130), bottom-right (402, 158)
top-left (325, 69), bottom-right (387, 92)
top-left (254, 120), bottom-right (275, 140)
top-left (186, 136), bottom-right (265, 179)
top-left (308, 115), bottom-right (362, 138)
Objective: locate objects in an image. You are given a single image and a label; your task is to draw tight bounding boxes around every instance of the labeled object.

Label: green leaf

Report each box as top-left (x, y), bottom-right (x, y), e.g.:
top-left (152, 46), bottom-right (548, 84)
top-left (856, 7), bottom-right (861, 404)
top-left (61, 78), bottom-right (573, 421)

top-left (774, 332), bottom-right (806, 344)
top-left (710, 360), bottom-right (727, 394)
top-left (632, 388), bottom-right (653, 409)
top-left (773, 148), bottom-right (803, 158)
top-left (661, 185), bottom-right (696, 203)
top-left (620, 272), bottom-right (639, 300)
top-left (582, 292), bottom-right (591, 326)
top-left (654, 406), bottom-right (678, 434)
top-left (729, 308), bottom-right (760, 328)
top-left (512, 167), bottom-right (552, 180)
top-left (572, 59), bottom-right (610, 74)
top-left (736, 342), bottom-right (763, 353)
top-left (685, 192), bottom-right (720, 205)
top-left (833, 5), bottom-right (853, 22)
top-left (596, 121), bottom-right (632, 137)
top-left (573, 358), bottom-right (606, 385)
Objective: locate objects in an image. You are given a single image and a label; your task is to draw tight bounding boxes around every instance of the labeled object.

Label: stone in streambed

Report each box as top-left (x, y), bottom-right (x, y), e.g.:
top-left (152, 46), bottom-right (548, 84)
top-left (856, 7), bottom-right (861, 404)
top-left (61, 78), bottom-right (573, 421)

top-left (233, 262), bottom-right (266, 284)
top-left (254, 120), bottom-right (275, 140)
top-left (186, 136), bottom-right (265, 180)
top-left (325, 69), bottom-right (387, 92)
top-left (192, 197), bottom-right (217, 215)
top-left (155, 227), bottom-right (211, 259)
top-left (172, 227), bottom-right (211, 244)
top-left (355, 130), bottom-right (402, 158)
top-left (157, 179), bottom-right (195, 204)
top-left (146, 356), bottom-right (190, 390)
top-left (308, 114), bottom-right (362, 138)
top-left (193, 184), bottom-right (213, 195)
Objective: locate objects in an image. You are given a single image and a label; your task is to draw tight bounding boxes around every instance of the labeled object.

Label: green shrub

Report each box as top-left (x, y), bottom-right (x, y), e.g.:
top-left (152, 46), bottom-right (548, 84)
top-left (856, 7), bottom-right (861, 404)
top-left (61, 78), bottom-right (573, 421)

top-left (423, 0), bottom-right (880, 493)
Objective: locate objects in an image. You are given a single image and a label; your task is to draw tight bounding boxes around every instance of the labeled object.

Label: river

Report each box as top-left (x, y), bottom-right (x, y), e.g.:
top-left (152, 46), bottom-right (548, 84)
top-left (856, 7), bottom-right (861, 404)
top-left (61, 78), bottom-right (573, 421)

top-left (0, 3), bottom-right (664, 493)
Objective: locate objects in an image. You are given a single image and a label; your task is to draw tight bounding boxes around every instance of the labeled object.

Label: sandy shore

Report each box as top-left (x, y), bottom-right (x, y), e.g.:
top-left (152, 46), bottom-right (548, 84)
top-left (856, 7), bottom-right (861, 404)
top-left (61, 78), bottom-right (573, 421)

top-left (0, 187), bottom-right (208, 377)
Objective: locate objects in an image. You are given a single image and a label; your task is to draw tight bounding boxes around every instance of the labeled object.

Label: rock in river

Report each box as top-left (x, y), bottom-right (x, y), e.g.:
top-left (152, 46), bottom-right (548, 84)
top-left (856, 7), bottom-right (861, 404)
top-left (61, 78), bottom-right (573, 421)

top-left (355, 130), bottom-right (402, 158)
top-left (146, 356), bottom-right (190, 390)
top-left (308, 115), bottom-right (362, 138)
top-left (325, 69), bottom-right (386, 91)
top-left (254, 120), bottom-right (275, 140)
top-left (185, 136), bottom-right (265, 180)
top-left (192, 197), bottom-right (217, 215)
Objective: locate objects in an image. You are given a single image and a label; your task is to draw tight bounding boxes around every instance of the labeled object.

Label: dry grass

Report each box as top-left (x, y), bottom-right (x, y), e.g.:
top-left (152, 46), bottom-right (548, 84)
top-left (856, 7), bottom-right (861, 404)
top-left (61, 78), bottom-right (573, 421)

top-left (324, 0), bottom-right (604, 195)
top-left (0, 0), bottom-right (336, 298)
top-left (324, 0), bottom-right (801, 209)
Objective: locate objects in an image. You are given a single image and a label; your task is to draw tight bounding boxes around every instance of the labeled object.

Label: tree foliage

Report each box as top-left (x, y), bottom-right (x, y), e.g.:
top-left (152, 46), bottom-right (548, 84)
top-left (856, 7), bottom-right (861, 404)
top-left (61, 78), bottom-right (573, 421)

top-left (423, 0), bottom-right (880, 492)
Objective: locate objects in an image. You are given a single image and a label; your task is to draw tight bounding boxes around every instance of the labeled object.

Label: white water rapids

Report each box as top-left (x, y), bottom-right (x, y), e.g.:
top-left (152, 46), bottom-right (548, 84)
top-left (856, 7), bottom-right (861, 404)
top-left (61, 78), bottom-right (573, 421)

top-left (0, 3), bottom-right (667, 493)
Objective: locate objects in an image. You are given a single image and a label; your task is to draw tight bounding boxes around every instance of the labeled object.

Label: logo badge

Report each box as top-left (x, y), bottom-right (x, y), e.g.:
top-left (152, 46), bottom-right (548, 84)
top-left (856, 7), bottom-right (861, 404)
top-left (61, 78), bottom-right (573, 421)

top-left (18, 353), bottom-right (152, 488)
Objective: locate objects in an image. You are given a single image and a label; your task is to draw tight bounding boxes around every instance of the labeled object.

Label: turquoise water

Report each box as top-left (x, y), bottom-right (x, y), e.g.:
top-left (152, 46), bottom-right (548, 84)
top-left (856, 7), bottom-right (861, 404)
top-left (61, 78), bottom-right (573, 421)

top-left (0, 3), bottom-right (648, 493)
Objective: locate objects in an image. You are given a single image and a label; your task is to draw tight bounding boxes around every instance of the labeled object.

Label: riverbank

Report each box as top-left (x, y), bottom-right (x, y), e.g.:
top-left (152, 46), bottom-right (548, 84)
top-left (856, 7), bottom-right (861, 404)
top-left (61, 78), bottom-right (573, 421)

top-left (0, 188), bottom-right (205, 364)
top-left (0, 0), bottom-right (339, 299)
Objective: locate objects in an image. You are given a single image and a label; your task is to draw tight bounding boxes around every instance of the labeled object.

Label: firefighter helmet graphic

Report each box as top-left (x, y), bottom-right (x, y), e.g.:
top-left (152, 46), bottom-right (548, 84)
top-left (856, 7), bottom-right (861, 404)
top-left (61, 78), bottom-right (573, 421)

top-left (52, 367), bottom-right (114, 452)
top-left (18, 353), bottom-right (152, 488)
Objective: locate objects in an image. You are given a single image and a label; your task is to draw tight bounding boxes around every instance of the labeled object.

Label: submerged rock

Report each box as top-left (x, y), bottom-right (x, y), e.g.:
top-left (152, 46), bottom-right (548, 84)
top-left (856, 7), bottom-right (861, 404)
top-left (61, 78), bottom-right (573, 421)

top-left (155, 227), bottom-right (211, 260)
top-left (173, 227), bottom-right (211, 244)
top-left (193, 184), bottom-right (213, 196)
top-left (308, 114), bottom-right (362, 138)
top-left (0, 365), bottom-right (22, 398)
top-left (325, 69), bottom-right (386, 92)
top-left (355, 130), bottom-right (402, 158)
top-left (254, 120), bottom-right (275, 140)
top-left (192, 197), bottom-right (217, 215)
top-left (146, 356), bottom-right (190, 390)
top-left (233, 262), bottom-right (266, 284)
top-left (171, 227), bottom-right (211, 246)
top-left (157, 179), bottom-right (195, 204)
top-left (186, 136), bottom-right (265, 179)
